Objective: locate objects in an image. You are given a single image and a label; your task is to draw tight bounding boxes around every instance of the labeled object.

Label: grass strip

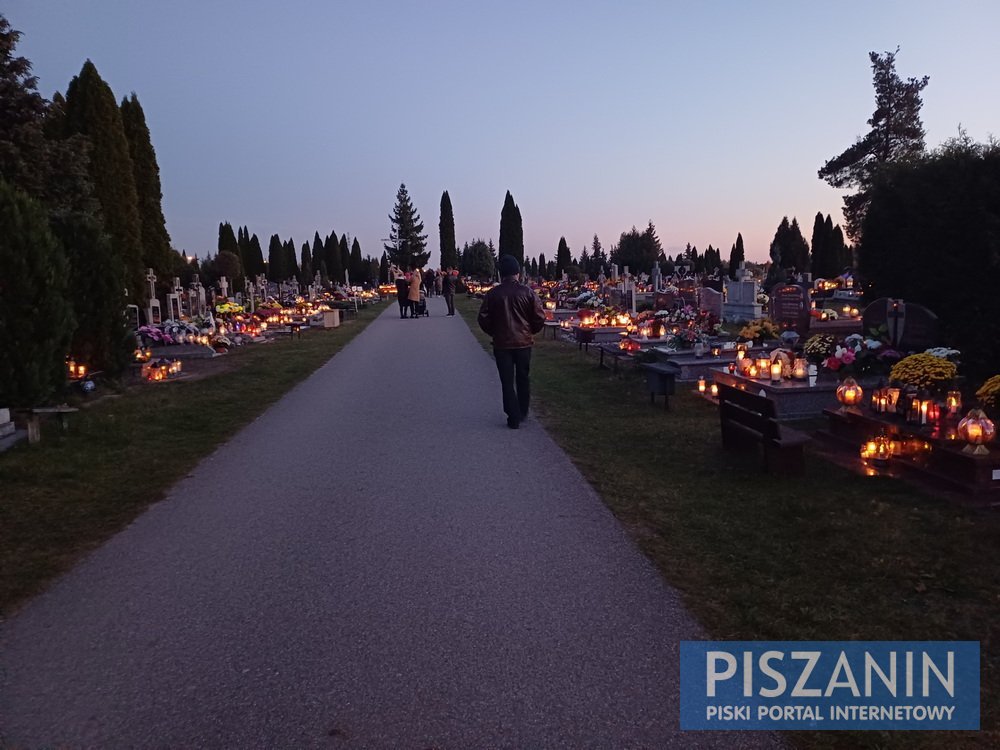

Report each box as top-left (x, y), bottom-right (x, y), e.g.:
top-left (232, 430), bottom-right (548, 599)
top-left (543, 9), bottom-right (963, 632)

top-left (458, 294), bottom-right (998, 750)
top-left (0, 303), bottom-right (387, 614)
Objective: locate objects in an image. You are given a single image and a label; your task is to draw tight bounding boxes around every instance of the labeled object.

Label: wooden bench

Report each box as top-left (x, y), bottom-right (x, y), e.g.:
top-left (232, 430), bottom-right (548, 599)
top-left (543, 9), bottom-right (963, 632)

top-left (640, 362), bottom-right (681, 410)
top-left (25, 406), bottom-right (79, 444)
top-left (717, 383), bottom-right (809, 474)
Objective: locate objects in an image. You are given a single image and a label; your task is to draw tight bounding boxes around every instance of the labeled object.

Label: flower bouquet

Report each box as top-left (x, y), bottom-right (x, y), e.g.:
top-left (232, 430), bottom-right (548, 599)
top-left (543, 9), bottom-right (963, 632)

top-left (889, 353), bottom-right (958, 392)
top-left (738, 318), bottom-right (780, 343)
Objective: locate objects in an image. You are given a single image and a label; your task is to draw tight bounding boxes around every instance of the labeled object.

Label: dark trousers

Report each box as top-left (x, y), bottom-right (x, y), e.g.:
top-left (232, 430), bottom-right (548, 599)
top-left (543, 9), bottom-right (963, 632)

top-left (444, 292), bottom-right (455, 315)
top-left (397, 297), bottom-right (408, 318)
top-left (493, 347), bottom-right (532, 422)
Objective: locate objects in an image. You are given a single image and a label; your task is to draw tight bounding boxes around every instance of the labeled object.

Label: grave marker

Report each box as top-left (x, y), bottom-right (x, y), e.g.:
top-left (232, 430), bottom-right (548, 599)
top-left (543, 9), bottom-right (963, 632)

top-left (769, 284), bottom-right (810, 333)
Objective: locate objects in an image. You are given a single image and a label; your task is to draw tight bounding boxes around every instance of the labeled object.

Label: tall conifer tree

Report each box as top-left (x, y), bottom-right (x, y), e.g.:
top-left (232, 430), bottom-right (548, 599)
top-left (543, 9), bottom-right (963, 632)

top-left (63, 60), bottom-right (144, 302)
top-left (439, 190), bottom-right (458, 269)
top-left (120, 93), bottom-right (172, 284)
top-left (267, 233), bottom-right (284, 281)
top-left (384, 183), bottom-right (429, 269)
top-left (324, 231), bottom-right (343, 285)
top-left (498, 190), bottom-right (524, 265)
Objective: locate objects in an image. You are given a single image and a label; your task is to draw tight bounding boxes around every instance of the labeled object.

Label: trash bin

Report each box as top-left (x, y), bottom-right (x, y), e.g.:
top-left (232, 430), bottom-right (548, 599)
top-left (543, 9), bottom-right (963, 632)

top-left (322, 310), bottom-right (341, 329)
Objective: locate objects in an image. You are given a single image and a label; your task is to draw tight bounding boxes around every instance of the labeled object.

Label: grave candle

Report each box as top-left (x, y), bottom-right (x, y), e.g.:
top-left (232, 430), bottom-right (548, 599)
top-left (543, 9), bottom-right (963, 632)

top-left (920, 400), bottom-right (929, 425)
top-left (792, 358), bottom-right (808, 380)
top-left (748, 364), bottom-right (759, 378)
top-left (770, 361), bottom-right (782, 383)
top-left (728, 362), bottom-right (736, 375)
top-left (697, 377), bottom-right (706, 393)
top-left (710, 383), bottom-right (719, 397)
top-left (946, 390), bottom-right (962, 416)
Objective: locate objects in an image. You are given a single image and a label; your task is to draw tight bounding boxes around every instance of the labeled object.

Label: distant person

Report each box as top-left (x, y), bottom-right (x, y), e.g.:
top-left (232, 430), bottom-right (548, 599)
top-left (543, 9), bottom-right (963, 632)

top-left (442, 267), bottom-right (457, 316)
top-left (408, 268), bottom-right (422, 317)
top-left (435, 269), bottom-right (444, 297)
top-left (395, 273), bottom-right (409, 318)
top-left (477, 255), bottom-right (546, 429)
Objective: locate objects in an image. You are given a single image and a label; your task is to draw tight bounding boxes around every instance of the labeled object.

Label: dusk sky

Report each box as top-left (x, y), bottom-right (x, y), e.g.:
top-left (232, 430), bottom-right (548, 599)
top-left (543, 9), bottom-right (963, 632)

top-left (9, 1), bottom-right (999, 268)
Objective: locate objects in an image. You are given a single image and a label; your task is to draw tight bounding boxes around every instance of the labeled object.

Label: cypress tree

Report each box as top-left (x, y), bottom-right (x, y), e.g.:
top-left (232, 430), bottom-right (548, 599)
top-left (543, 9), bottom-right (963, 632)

top-left (245, 232), bottom-right (265, 279)
top-left (555, 236), bottom-right (572, 276)
top-left (728, 233), bottom-right (745, 279)
top-left (810, 212), bottom-right (830, 278)
top-left (311, 232), bottom-right (323, 280)
top-left (538, 252), bottom-right (548, 280)
top-left (63, 60), bottom-right (144, 303)
top-left (218, 222), bottom-right (238, 255)
top-left (0, 179), bottom-right (74, 406)
top-left (284, 238), bottom-right (299, 281)
top-left (349, 237), bottom-right (364, 283)
top-left (120, 93), bottom-right (172, 284)
top-left (300, 242), bottom-right (312, 284)
top-left (498, 190), bottom-right (524, 265)
top-left (439, 190), bottom-right (458, 269)
top-left (339, 234), bottom-right (350, 282)
top-left (325, 232), bottom-right (343, 285)
top-left (379, 252), bottom-right (389, 283)
top-left (267, 233), bottom-right (284, 281)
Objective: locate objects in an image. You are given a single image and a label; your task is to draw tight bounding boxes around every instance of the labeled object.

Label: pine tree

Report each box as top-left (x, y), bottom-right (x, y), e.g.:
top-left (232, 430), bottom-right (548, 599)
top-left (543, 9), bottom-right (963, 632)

top-left (578, 248), bottom-right (591, 279)
top-left (538, 252), bottom-right (548, 280)
top-left (385, 183), bottom-right (429, 269)
top-left (0, 179), bottom-right (74, 406)
top-left (499, 190), bottom-right (524, 265)
top-left (267, 233), bottom-right (284, 281)
top-left (555, 236), bottom-right (572, 276)
top-left (819, 48), bottom-right (929, 240)
top-left (810, 212), bottom-right (831, 278)
top-left (119, 93), bottom-right (172, 284)
top-left (300, 242), bottom-right (312, 284)
top-left (439, 190), bottom-right (458, 269)
top-left (63, 60), bottom-right (144, 303)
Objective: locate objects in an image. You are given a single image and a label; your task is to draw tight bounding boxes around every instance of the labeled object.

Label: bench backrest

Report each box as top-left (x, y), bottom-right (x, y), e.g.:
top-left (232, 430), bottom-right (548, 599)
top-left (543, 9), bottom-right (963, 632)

top-left (717, 382), bottom-right (781, 442)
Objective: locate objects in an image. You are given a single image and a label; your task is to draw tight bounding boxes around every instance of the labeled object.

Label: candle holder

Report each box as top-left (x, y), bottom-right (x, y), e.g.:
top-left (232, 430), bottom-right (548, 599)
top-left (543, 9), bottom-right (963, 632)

top-left (957, 409), bottom-right (996, 455)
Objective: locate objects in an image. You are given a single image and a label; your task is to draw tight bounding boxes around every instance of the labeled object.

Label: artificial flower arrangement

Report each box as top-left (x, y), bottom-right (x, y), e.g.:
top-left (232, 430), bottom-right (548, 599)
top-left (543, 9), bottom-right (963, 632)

top-left (889, 352), bottom-right (958, 391)
top-left (803, 334), bottom-right (836, 364)
top-left (975, 375), bottom-right (1000, 407)
top-left (738, 317), bottom-right (780, 342)
top-left (215, 302), bottom-right (245, 315)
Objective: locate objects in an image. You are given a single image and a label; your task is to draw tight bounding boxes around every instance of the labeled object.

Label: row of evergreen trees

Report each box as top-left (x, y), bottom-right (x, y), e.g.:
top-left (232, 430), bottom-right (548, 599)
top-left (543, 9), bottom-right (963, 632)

top-left (0, 15), bottom-right (185, 405)
top-left (213, 222), bottom-right (378, 290)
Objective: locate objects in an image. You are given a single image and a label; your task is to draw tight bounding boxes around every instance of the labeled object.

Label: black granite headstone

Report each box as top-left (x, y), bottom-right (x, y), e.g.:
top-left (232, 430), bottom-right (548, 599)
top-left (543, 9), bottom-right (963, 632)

top-left (769, 284), bottom-right (810, 333)
top-left (862, 298), bottom-right (939, 351)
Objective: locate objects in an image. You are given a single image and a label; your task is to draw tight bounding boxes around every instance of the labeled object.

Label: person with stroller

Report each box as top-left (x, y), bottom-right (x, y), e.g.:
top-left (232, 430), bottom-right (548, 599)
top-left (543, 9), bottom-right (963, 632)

top-left (408, 268), bottom-right (423, 317)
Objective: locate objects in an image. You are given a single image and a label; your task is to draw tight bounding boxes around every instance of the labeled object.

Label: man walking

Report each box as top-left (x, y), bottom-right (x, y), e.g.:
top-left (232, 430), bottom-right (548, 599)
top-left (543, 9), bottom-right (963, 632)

top-left (477, 255), bottom-right (546, 429)
top-left (442, 267), bottom-right (457, 316)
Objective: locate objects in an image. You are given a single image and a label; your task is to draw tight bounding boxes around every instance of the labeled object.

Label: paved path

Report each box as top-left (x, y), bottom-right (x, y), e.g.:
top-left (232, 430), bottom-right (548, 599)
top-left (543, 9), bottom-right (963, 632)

top-left (0, 298), bottom-right (775, 748)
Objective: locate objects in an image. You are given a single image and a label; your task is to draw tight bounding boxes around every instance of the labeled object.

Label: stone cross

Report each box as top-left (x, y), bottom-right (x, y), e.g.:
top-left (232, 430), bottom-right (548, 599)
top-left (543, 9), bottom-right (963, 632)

top-left (146, 268), bottom-right (157, 300)
top-left (218, 276), bottom-right (229, 300)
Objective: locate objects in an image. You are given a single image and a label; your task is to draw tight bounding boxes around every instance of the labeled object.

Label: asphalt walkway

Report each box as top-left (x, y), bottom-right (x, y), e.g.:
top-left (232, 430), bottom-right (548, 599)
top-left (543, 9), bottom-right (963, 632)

top-left (0, 297), bottom-right (776, 748)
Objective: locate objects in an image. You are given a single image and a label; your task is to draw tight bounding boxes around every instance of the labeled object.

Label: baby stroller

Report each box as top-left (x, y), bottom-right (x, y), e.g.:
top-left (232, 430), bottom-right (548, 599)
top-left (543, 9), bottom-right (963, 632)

top-left (412, 290), bottom-right (429, 317)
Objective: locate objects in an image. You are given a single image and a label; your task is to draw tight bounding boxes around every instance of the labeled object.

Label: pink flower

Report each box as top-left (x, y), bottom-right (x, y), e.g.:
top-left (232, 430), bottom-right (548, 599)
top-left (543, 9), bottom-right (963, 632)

top-left (840, 349), bottom-right (856, 365)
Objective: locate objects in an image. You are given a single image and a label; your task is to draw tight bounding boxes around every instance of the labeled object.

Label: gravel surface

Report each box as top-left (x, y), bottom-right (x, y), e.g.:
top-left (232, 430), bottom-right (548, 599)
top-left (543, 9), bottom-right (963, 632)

top-left (0, 298), bottom-right (780, 749)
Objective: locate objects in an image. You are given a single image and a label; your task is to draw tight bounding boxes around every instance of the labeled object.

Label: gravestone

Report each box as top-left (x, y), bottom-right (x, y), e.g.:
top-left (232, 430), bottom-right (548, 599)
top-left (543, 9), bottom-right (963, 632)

top-left (166, 276), bottom-right (184, 320)
top-left (125, 304), bottom-right (140, 331)
top-left (862, 298), bottom-right (939, 351)
top-left (0, 407), bottom-right (13, 438)
top-left (218, 276), bottom-right (229, 302)
top-left (769, 284), bottom-right (810, 333)
top-left (678, 279), bottom-right (698, 307)
top-left (651, 265), bottom-right (661, 291)
top-left (611, 265), bottom-right (619, 283)
top-left (654, 291), bottom-right (678, 311)
top-left (189, 275), bottom-right (206, 317)
top-left (722, 276), bottom-right (761, 322)
top-left (699, 287), bottom-right (723, 320)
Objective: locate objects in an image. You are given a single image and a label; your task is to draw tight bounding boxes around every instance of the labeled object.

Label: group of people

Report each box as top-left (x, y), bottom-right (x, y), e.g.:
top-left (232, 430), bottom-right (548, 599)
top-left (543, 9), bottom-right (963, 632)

top-left (389, 257), bottom-right (546, 431)
top-left (390, 265), bottom-right (458, 318)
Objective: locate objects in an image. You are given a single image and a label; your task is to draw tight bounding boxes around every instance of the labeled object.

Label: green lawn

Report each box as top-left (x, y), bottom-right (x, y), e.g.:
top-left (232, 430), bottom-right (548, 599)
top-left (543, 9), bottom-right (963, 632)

top-left (458, 294), bottom-right (998, 750)
top-left (0, 303), bottom-right (387, 614)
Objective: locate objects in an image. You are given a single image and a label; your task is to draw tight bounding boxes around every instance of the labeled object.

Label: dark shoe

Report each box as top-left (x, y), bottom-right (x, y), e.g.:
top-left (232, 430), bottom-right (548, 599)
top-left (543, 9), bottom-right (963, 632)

top-left (507, 417), bottom-right (519, 429)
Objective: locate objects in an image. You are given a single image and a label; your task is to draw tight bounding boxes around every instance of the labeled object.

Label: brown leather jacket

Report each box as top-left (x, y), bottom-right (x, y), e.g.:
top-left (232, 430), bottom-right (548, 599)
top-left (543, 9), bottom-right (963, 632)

top-left (477, 279), bottom-right (547, 348)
